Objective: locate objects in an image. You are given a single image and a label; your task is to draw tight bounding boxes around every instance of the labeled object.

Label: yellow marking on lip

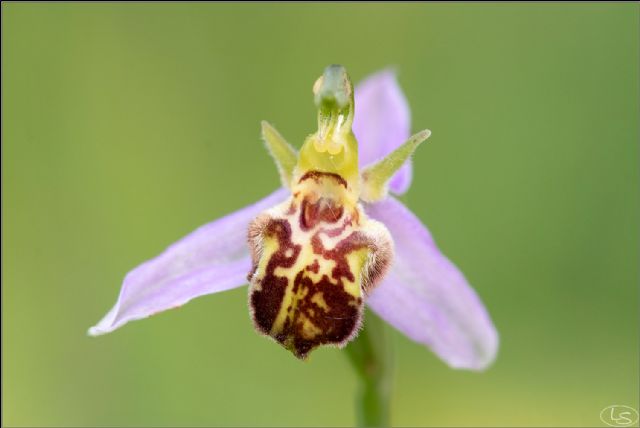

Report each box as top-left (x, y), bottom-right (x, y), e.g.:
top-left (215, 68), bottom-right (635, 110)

top-left (270, 269), bottom-right (306, 336)
top-left (343, 248), bottom-right (371, 298)
top-left (270, 247), bottom-right (316, 333)
top-left (311, 292), bottom-right (329, 312)
top-left (301, 316), bottom-right (322, 339)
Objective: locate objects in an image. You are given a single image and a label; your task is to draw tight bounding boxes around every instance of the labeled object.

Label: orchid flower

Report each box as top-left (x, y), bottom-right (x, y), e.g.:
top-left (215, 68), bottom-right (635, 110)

top-left (89, 65), bottom-right (498, 371)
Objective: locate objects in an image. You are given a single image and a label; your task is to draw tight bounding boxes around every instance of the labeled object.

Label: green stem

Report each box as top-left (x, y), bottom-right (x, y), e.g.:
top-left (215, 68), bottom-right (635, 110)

top-left (344, 310), bottom-right (393, 428)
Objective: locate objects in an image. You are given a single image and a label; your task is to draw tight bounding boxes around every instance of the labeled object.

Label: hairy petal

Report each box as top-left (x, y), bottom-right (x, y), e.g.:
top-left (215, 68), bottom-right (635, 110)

top-left (360, 130), bottom-right (430, 203)
top-left (364, 197), bottom-right (499, 370)
top-left (89, 188), bottom-right (289, 336)
top-left (261, 121), bottom-right (298, 188)
top-left (353, 70), bottom-right (412, 194)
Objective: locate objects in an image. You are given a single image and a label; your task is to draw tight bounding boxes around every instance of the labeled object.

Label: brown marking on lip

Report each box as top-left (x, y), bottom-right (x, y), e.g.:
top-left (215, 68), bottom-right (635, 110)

top-left (306, 259), bottom-right (320, 273)
top-left (311, 227), bottom-right (392, 294)
top-left (282, 271), bottom-right (361, 358)
top-left (320, 216), bottom-right (355, 238)
top-left (300, 197), bottom-right (343, 231)
top-left (265, 229), bottom-right (376, 358)
top-left (298, 170), bottom-right (348, 188)
top-left (249, 218), bottom-right (301, 334)
top-left (311, 231), bottom-right (369, 283)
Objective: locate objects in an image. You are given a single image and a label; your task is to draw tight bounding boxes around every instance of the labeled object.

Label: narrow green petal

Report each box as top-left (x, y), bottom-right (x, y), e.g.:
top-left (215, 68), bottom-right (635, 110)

top-left (261, 121), bottom-right (298, 188)
top-left (360, 129), bottom-right (431, 202)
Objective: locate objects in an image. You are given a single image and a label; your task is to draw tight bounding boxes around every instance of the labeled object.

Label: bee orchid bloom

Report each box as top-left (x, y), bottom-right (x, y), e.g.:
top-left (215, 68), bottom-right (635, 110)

top-left (89, 66), bottom-right (498, 371)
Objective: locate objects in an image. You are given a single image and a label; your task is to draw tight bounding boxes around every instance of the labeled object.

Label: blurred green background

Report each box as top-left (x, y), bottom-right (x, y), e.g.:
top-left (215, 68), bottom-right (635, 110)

top-left (3, 3), bottom-right (638, 427)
